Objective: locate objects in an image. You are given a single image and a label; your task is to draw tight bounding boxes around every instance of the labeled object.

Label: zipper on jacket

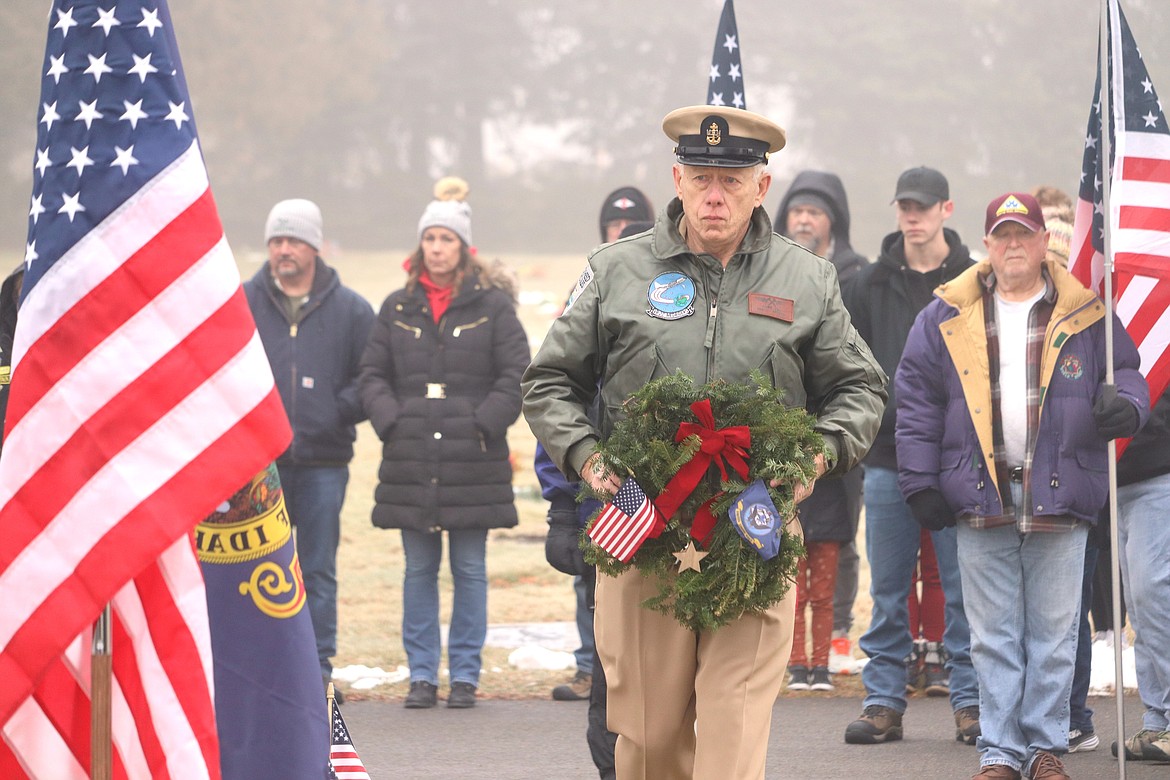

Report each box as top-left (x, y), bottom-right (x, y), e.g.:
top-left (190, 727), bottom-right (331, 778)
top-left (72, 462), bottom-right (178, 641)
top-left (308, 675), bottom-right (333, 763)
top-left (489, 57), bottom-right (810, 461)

top-left (452, 317), bottom-right (489, 337)
top-left (393, 320), bottom-right (422, 339)
top-left (705, 297), bottom-right (718, 380)
top-left (290, 323), bottom-right (298, 337)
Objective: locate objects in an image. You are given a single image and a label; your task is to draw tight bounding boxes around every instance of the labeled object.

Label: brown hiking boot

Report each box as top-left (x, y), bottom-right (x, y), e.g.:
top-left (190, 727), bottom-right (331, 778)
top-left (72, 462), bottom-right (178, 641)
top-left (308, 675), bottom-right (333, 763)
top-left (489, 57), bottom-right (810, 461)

top-left (1026, 751), bottom-right (1069, 779)
top-left (954, 705), bottom-right (981, 745)
top-left (972, 764), bottom-right (1021, 779)
top-left (844, 705), bottom-right (903, 744)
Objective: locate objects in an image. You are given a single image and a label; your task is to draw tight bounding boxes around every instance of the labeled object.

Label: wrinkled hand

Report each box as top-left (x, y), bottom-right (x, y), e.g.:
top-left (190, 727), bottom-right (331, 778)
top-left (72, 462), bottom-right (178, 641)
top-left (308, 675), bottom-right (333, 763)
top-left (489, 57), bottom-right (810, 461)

top-left (1093, 393), bottom-right (1139, 440)
top-left (770, 453), bottom-right (827, 506)
top-left (545, 509), bottom-right (587, 576)
top-left (907, 489), bottom-right (956, 531)
top-left (582, 452), bottom-right (622, 497)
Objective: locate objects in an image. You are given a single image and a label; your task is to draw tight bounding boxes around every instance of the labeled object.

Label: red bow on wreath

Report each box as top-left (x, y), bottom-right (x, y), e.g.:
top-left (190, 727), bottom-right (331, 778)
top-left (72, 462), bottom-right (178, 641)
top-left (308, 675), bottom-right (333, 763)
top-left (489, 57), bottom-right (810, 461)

top-left (653, 399), bottom-right (751, 546)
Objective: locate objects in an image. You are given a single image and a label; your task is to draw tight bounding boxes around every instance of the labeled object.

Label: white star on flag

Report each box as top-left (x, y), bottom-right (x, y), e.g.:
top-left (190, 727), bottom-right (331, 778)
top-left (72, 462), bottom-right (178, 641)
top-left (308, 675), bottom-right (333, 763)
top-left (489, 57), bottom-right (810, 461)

top-left (707, 1), bottom-right (747, 110)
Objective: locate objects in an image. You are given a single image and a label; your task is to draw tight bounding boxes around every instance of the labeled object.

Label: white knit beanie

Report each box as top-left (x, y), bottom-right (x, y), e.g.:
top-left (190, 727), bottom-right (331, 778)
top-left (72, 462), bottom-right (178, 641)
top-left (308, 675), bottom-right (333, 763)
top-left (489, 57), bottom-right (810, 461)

top-left (417, 177), bottom-right (472, 246)
top-left (265, 198), bottom-right (323, 251)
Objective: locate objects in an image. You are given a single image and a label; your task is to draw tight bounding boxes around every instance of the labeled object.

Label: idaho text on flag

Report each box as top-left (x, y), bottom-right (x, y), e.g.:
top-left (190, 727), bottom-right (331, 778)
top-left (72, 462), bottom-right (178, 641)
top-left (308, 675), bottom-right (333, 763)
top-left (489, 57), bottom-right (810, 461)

top-left (1069, 0), bottom-right (1170, 416)
top-left (588, 478), bottom-right (665, 562)
top-left (0, 1), bottom-right (290, 776)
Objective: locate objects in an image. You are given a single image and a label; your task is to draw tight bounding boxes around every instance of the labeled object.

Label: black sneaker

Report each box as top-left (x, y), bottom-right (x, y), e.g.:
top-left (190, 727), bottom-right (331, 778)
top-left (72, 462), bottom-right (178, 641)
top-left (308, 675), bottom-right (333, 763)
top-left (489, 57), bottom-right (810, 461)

top-left (404, 680), bottom-right (438, 709)
top-left (1067, 727), bottom-right (1099, 752)
top-left (552, 671), bottom-right (591, 701)
top-left (787, 665), bottom-right (810, 691)
top-left (954, 705), bottom-right (981, 745)
top-left (447, 681), bottom-right (477, 709)
top-left (844, 705), bottom-right (903, 744)
top-left (810, 666), bottom-right (835, 691)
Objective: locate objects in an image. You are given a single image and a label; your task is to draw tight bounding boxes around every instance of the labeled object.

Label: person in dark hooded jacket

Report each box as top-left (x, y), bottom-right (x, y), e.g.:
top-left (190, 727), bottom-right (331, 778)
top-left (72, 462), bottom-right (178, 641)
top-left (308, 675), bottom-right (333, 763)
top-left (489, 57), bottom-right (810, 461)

top-left (774, 170), bottom-right (868, 288)
top-left (774, 170), bottom-right (866, 680)
top-left (843, 167), bottom-right (980, 747)
top-left (359, 177), bottom-right (530, 711)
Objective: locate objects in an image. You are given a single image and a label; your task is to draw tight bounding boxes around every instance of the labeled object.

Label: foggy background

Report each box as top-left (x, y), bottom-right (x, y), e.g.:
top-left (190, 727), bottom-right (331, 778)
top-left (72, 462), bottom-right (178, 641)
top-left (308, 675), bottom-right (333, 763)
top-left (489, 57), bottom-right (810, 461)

top-left (2, 1), bottom-right (1168, 262)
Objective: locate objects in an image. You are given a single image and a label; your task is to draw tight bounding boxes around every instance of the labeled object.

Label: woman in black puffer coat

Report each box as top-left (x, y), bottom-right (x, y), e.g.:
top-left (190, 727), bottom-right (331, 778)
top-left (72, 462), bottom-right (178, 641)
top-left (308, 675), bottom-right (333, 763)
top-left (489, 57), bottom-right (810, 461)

top-left (358, 178), bottom-right (530, 710)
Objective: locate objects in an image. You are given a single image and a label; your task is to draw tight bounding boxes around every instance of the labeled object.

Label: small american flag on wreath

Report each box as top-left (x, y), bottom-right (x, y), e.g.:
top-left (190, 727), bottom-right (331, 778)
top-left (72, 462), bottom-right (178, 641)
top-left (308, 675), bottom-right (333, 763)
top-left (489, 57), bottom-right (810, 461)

top-left (588, 477), bottom-right (665, 563)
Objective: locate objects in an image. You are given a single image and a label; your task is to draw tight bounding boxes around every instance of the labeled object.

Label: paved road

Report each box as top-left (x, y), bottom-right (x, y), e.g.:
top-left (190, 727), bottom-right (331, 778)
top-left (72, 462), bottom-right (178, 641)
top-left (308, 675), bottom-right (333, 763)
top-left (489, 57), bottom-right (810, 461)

top-left (342, 692), bottom-right (1161, 779)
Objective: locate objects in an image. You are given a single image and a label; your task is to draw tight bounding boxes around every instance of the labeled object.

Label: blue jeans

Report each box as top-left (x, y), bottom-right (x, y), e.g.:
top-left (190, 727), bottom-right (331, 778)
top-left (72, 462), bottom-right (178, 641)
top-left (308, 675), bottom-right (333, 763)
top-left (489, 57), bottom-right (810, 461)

top-left (1117, 472), bottom-right (1170, 732)
top-left (860, 467), bottom-right (978, 713)
top-left (957, 497), bottom-right (1087, 773)
top-left (1069, 534), bottom-right (1098, 733)
top-left (574, 575), bottom-right (595, 675)
top-left (401, 527), bottom-right (488, 687)
top-left (277, 464), bottom-right (348, 677)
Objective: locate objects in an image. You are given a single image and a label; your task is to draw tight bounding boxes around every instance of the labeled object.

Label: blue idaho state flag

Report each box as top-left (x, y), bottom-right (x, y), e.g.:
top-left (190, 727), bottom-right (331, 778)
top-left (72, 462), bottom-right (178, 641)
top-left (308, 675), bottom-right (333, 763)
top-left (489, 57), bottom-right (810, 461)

top-left (729, 479), bottom-right (782, 560)
top-left (196, 464), bottom-right (330, 779)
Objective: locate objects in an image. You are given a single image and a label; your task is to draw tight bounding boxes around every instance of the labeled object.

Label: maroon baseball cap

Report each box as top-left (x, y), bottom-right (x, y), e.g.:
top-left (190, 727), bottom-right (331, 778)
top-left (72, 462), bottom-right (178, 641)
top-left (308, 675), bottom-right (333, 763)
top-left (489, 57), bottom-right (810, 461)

top-left (985, 192), bottom-right (1047, 235)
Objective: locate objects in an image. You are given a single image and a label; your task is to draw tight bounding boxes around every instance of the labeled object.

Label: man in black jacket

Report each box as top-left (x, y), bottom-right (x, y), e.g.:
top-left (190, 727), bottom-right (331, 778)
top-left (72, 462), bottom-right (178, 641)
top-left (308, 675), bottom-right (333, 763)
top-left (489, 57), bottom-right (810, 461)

top-left (774, 171), bottom-right (867, 678)
top-left (843, 167), bottom-right (980, 746)
top-left (243, 199), bottom-right (375, 695)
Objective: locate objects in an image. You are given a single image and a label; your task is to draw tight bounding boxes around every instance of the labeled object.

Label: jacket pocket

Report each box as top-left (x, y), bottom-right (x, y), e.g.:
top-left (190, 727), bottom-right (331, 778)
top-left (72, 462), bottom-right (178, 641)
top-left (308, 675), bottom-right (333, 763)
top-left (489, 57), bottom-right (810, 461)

top-left (452, 316), bottom-right (489, 337)
top-left (601, 344), bottom-right (667, 433)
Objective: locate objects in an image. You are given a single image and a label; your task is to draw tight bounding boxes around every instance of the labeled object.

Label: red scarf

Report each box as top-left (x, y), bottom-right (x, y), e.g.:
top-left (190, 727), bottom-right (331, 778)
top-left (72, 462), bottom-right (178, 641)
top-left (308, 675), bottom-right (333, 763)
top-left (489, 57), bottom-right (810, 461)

top-left (417, 271), bottom-right (454, 324)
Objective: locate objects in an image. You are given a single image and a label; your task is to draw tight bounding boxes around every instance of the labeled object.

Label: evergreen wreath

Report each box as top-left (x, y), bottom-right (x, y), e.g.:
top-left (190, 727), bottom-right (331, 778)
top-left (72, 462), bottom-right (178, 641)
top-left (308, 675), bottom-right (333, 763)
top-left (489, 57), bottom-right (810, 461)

top-left (582, 371), bottom-right (824, 631)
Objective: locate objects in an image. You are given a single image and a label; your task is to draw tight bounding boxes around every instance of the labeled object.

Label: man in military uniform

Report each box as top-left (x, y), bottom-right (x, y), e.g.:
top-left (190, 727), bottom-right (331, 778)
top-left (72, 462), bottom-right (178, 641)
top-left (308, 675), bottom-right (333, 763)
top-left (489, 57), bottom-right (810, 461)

top-left (522, 105), bottom-right (886, 780)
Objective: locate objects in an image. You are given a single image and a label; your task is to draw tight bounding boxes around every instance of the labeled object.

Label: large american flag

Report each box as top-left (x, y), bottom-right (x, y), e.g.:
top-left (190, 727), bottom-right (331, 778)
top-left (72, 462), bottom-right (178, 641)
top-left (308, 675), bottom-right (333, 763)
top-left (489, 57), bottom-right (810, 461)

top-left (1069, 0), bottom-right (1170, 414)
top-left (588, 478), bottom-right (664, 563)
top-left (0, 1), bottom-right (290, 776)
top-left (706, 0), bottom-right (745, 110)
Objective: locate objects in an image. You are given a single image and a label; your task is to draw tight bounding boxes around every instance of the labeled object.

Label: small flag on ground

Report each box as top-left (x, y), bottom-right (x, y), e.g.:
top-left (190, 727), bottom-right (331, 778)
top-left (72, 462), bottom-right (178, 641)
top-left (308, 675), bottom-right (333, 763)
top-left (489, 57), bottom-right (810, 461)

top-left (707, 0), bottom-right (746, 109)
top-left (329, 696), bottom-right (371, 780)
top-left (1069, 0), bottom-right (1170, 419)
top-left (588, 478), bottom-right (664, 562)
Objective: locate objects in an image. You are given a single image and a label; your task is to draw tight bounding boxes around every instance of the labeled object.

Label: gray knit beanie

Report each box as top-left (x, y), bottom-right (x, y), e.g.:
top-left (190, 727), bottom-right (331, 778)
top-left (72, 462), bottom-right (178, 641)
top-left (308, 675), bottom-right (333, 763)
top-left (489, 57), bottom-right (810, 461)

top-left (417, 177), bottom-right (472, 246)
top-left (265, 198), bottom-right (323, 251)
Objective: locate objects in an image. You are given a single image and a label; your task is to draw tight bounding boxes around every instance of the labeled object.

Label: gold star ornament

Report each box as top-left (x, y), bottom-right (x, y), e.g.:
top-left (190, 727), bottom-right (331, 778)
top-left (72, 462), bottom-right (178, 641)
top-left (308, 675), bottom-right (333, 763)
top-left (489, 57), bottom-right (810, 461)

top-left (673, 542), bottom-right (709, 573)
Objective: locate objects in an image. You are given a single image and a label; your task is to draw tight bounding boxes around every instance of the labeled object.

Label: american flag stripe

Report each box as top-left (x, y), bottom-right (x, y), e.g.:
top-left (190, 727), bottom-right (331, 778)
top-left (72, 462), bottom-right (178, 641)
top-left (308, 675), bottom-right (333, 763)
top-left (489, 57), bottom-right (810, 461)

top-left (8, 143), bottom-right (211, 376)
top-left (0, 338), bottom-right (278, 667)
top-left (4, 542), bottom-right (219, 778)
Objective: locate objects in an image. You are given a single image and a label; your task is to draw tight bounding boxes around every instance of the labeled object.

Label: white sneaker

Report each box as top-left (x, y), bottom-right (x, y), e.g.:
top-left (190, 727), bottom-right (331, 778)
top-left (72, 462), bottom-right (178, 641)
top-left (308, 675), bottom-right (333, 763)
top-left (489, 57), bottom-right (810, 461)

top-left (828, 635), bottom-right (857, 675)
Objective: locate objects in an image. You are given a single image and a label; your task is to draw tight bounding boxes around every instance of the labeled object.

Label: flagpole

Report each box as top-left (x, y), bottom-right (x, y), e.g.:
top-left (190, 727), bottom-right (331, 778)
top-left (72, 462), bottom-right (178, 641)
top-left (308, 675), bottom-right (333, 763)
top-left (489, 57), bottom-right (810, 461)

top-left (91, 605), bottom-right (112, 780)
top-left (1097, 1), bottom-right (1126, 776)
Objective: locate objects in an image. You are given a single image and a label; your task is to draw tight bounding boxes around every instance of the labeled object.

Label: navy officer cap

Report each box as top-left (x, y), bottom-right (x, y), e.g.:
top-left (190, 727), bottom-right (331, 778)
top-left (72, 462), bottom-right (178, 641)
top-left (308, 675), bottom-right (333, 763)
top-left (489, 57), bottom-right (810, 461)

top-left (662, 105), bottom-right (787, 168)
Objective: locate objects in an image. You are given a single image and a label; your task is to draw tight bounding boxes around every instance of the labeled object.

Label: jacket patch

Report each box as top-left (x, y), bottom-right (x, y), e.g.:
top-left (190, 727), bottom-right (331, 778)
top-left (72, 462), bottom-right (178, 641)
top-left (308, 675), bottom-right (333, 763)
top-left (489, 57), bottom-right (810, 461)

top-left (747, 293), bottom-right (794, 322)
top-left (646, 272), bottom-right (696, 321)
top-left (1059, 354), bottom-right (1084, 380)
top-left (563, 262), bottom-right (594, 315)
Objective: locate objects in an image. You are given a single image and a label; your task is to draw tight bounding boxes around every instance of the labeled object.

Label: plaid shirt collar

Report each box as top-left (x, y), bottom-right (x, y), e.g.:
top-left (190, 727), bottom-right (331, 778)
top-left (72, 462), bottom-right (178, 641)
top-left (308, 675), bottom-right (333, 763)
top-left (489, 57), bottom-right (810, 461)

top-left (967, 268), bottom-right (1076, 532)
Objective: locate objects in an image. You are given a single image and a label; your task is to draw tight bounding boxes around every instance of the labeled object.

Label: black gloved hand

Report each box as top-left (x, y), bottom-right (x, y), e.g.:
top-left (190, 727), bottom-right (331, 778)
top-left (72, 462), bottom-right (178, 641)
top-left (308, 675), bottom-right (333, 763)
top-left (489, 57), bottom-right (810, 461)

top-left (545, 509), bottom-right (587, 576)
top-left (907, 489), bottom-right (956, 531)
top-left (1093, 392), bottom-right (1140, 440)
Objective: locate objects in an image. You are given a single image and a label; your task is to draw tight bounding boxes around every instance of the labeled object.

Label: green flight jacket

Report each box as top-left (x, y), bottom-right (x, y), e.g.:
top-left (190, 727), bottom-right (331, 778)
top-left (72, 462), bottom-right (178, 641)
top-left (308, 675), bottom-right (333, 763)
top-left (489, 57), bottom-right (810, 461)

top-left (522, 198), bottom-right (888, 483)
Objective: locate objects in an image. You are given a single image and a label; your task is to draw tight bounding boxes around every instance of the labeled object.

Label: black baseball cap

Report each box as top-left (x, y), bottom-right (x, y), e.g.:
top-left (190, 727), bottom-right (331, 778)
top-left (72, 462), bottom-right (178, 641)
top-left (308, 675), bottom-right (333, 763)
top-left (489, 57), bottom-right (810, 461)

top-left (892, 166), bottom-right (949, 205)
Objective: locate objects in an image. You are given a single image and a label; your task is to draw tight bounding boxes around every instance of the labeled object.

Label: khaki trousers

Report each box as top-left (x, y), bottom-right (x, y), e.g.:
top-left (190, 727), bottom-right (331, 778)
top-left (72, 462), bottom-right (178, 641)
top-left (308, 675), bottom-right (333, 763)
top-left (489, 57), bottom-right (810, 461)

top-left (595, 567), bottom-right (796, 780)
